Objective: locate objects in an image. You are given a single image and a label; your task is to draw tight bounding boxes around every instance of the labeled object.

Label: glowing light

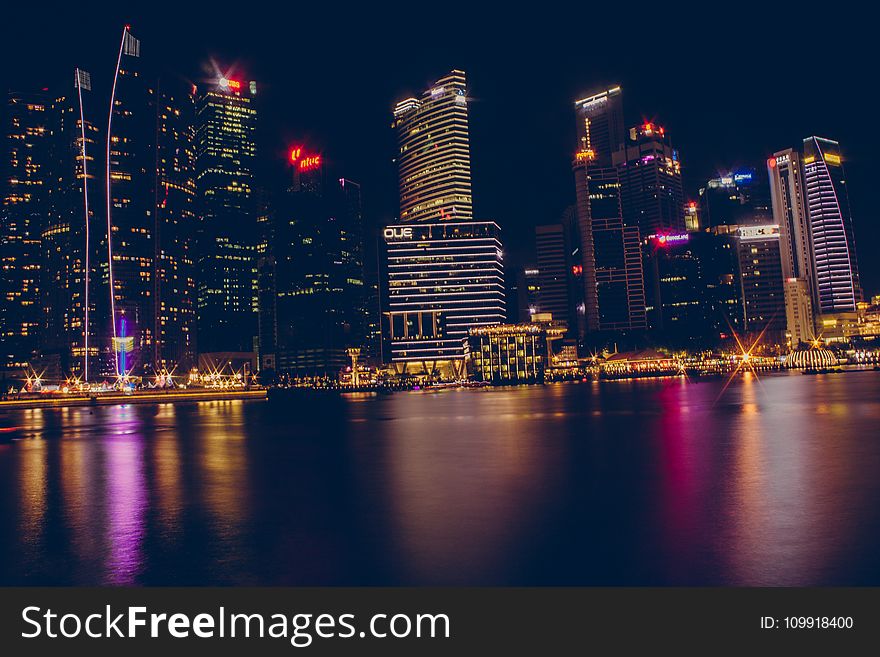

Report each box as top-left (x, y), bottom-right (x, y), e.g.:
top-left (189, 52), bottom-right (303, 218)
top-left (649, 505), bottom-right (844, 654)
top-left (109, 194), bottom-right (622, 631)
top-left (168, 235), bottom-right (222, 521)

top-left (767, 157), bottom-right (777, 169)
top-left (299, 155), bottom-right (321, 171)
top-left (289, 146), bottom-right (302, 164)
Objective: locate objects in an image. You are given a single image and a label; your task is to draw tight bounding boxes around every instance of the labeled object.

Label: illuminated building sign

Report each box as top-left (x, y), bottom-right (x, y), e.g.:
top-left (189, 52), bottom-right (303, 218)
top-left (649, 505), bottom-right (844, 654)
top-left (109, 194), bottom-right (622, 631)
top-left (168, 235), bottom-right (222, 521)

top-left (824, 152), bottom-right (842, 165)
top-left (648, 233), bottom-right (689, 246)
top-left (737, 225), bottom-right (780, 241)
top-left (733, 169), bottom-right (753, 183)
top-left (575, 149), bottom-right (595, 162)
top-left (384, 227), bottom-right (413, 240)
top-left (571, 264), bottom-right (583, 276)
top-left (289, 147), bottom-right (321, 171)
top-left (299, 155), bottom-right (321, 171)
top-left (219, 78), bottom-right (242, 91)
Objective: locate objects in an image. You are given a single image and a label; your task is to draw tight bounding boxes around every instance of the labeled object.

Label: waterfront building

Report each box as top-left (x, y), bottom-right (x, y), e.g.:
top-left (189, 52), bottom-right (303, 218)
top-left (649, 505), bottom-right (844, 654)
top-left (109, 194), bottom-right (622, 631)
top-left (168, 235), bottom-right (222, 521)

top-left (393, 70), bottom-right (472, 223)
top-left (41, 69), bottom-right (101, 378)
top-left (195, 72), bottom-right (259, 355)
top-left (802, 136), bottom-right (861, 315)
top-left (534, 224), bottom-right (571, 325)
top-left (383, 221), bottom-right (505, 378)
top-left (573, 87), bottom-right (647, 339)
top-left (259, 147), bottom-right (367, 378)
top-left (644, 230), bottom-right (746, 348)
top-left (1, 90), bottom-right (51, 371)
top-left (385, 70), bottom-right (505, 378)
top-left (154, 78), bottom-right (197, 371)
top-left (600, 348), bottom-right (679, 378)
top-left (736, 224), bottom-right (786, 342)
top-left (613, 122), bottom-right (685, 234)
top-left (768, 148), bottom-right (816, 345)
top-left (466, 319), bottom-right (565, 385)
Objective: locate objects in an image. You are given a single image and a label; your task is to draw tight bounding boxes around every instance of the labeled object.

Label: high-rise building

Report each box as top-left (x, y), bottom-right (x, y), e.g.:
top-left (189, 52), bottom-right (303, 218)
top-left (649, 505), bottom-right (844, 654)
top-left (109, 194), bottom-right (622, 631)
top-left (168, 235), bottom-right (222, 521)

top-left (385, 71), bottom-right (505, 377)
top-left (103, 27), bottom-right (156, 376)
top-left (534, 224), bottom-right (570, 325)
top-left (802, 136), bottom-right (861, 314)
top-left (259, 147), bottom-right (367, 378)
top-left (1, 91), bottom-right (50, 371)
top-left (393, 70), bottom-right (472, 223)
top-left (383, 221), bottom-right (506, 377)
top-left (154, 78), bottom-right (197, 370)
top-left (195, 74), bottom-right (258, 355)
top-left (613, 122), bottom-right (685, 235)
top-left (573, 87), bottom-right (646, 338)
top-left (41, 69), bottom-right (100, 378)
top-left (768, 148), bottom-right (815, 345)
top-left (698, 167), bottom-right (772, 228)
top-left (643, 231), bottom-right (743, 348)
top-left (736, 224), bottom-right (786, 341)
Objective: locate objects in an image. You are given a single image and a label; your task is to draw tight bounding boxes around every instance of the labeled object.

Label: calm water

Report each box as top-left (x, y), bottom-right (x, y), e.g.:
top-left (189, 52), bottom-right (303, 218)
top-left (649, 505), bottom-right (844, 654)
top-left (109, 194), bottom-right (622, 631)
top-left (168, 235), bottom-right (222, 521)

top-left (2, 371), bottom-right (880, 586)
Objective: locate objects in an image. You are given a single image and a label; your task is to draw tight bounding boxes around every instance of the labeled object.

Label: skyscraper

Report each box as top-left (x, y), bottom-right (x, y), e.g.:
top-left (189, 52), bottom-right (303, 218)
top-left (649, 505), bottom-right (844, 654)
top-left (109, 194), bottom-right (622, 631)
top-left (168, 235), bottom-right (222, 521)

top-left (534, 224), bottom-right (571, 325)
top-left (802, 136), bottom-right (861, 315)
top-left (736, 224), bottom-right (786, 341)
top-left (393, 70), bottom-right (472, 223)
top-left (195, 74), bottom-right (258, 355)
top-left (41, 69), bottom-right (100, 378)
top-left (383, 221), bottom-right (506, 377)
top-left (573, 87), bottom-right (646, 338)
top-left (259, 147), bottom-right (367, 378)
top-left (104, 27), bottom-right (155, 376)
top-left (1, 90), bottom-right (50, 370)
top-left (613, 122), bottom-right (685, 235)
top-left (385, 71), bottom-right (505, 377)
top-left (154, 78), bottom-right (197, 370)
top-left (768, 149), bottom-right (815, 344)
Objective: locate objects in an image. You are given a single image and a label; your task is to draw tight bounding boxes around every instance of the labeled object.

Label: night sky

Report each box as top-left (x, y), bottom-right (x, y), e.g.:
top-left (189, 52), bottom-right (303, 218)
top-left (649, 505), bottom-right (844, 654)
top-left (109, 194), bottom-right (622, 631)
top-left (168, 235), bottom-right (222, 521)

top-left (3, 5), bottom-right (876, 294)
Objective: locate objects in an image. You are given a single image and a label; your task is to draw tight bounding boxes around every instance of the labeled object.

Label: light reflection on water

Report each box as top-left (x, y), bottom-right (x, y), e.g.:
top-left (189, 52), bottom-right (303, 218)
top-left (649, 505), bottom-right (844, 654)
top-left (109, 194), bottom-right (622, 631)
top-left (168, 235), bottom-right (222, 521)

top-left (1, 371), bottom-right (880, 585)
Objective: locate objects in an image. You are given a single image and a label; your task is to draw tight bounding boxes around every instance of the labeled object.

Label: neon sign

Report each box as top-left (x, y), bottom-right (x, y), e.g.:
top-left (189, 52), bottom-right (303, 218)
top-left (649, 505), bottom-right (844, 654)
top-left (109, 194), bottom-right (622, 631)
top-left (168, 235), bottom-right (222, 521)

top-left (289, 147), bottom-right (302, 164)
top-left (299, 155), bottom-right (321, 171)
top-left (649, 233), bottom-right (689, 246)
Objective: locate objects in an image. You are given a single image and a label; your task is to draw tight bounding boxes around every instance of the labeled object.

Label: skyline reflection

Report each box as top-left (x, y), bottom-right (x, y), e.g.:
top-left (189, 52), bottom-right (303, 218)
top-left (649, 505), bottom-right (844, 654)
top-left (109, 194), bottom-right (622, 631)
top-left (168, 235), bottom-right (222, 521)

top-left (1, 372), bottom-right (880, 586)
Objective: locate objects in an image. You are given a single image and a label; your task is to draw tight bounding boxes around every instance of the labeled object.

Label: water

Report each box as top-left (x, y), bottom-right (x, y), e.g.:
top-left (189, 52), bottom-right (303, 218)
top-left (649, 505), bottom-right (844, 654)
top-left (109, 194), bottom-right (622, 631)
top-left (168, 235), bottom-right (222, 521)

top-left (2, 371), bottom-right (880, 586)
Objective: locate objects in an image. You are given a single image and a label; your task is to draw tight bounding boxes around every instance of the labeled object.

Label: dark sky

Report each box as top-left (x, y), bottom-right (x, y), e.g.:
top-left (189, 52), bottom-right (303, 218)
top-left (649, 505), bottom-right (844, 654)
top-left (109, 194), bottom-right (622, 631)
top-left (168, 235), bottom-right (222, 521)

top-left (3, 4), bottom-right (876, 294)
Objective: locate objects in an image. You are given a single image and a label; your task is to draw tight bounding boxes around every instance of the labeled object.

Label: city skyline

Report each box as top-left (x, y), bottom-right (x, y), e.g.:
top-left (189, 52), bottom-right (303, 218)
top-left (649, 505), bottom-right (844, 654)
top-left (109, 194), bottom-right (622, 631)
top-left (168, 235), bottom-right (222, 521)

top-left (1, 7), bottom-right (876, 298)
top-left (2, 16), bottom-right (877, 384)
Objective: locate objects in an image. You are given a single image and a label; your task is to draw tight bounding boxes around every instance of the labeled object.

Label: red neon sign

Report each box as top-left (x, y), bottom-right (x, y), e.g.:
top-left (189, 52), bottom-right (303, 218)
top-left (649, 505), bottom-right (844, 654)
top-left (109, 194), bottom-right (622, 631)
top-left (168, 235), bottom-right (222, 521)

top-left (227, 80), bottom-right (241, 90)
top-left (299, 155), bottom-right (322, 171)
top-left (289, 147), bottom-right (303, 164)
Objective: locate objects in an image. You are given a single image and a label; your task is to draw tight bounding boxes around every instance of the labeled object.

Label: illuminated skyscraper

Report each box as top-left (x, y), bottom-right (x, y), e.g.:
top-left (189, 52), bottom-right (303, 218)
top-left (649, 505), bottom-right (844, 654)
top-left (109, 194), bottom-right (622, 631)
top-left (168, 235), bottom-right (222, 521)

top-left (195, 74), bottom-right (258, 355)
top-left (104, 26), bottom-right (155, 376)
top-left (383, 221), bottom-right (506, 376)
top-left (1, 91), bottom-right (50, 370)
top-left (393, 70), bottom-right (472, 223)
top-left (768, 149), bottom-right (815, 344)
top-left (613, 122), bottom-right (685, 235)
top-left (385, 71), bottom-right (505, 377)
top-left (736, 224), bottom-right (786, 342)
top-left (802, 136), bottom-right (861, 314)
top-left (573, 86), bottom-right (646, 337)
top-left (259, 148), bottom-right (368, 378)
top-left (154, 79), bottom-right (197, 370)
top-left (41, 70), bottom-right (100, 377)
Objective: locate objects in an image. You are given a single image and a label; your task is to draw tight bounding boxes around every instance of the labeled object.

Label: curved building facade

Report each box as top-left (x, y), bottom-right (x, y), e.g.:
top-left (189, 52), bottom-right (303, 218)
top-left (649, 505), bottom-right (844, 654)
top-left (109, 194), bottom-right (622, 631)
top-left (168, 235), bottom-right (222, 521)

top-left (394, 70), bottom-right (472, 223)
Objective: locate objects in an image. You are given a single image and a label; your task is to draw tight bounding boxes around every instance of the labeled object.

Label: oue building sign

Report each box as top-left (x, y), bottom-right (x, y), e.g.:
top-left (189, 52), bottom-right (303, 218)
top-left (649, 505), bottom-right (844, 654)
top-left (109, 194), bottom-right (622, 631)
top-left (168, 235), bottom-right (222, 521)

top-left (384, 227), bottom-right (414, 240)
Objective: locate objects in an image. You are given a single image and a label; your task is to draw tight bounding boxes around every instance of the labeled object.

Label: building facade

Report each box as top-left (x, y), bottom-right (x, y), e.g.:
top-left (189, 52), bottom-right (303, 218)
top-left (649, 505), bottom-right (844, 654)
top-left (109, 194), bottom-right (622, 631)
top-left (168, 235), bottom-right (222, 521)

top-left (613, 122), bottom-right (685, 235)
top-left (1, 91), bottom-right (50, 371)
top-left (259, 148), bottom-right (367, 378)
top-left (736, 224), bottom-right (786, 341)
top-left (802, 136), bottom-right (860, 315)
top-left (195, 75), bottom-right (259, 355)
top-left (383, 221), bottom-right (505, 377)
top-left (393, 70), bottom-right (472, 223)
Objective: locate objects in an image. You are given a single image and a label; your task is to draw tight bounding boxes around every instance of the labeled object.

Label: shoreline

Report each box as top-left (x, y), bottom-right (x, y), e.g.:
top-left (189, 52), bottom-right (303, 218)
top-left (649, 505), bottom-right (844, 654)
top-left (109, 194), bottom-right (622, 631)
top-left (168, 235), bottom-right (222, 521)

top-left (0, 388), bottom-right (268, 410)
